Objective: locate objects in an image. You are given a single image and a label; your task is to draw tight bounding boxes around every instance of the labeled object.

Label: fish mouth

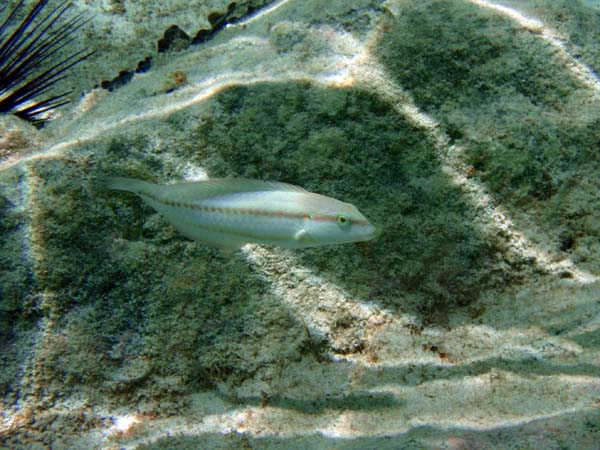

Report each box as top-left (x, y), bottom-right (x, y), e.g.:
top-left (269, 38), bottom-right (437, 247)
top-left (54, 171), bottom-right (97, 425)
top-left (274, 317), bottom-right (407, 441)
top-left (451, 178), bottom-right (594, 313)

top-left (362, 224), bottom-right (379, 241)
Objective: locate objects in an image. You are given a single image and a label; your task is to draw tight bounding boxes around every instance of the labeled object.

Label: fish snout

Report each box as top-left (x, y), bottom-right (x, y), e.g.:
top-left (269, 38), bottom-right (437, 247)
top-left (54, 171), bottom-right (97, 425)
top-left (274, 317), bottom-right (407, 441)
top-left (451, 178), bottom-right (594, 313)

top-left (362, 223), bottom-right (379, 241)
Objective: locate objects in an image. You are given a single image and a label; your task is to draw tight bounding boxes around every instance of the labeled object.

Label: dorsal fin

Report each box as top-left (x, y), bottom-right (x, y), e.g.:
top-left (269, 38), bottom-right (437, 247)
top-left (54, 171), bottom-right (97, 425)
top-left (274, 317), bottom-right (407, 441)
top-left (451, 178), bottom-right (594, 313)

top-left (160, 178), bottom-right (309, 202)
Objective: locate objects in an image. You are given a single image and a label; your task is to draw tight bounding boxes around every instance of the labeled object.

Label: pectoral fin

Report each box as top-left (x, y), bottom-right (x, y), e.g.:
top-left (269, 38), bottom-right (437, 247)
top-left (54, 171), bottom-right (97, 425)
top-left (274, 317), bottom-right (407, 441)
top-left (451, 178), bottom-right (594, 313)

top-left (294, 229), bottom-right (307, 242)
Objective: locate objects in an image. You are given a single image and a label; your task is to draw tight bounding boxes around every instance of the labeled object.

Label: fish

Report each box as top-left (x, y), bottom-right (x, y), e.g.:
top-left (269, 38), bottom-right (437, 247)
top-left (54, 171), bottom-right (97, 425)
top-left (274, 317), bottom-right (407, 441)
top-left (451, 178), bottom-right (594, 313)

top-left (104, 176), bottom-right (377, 249)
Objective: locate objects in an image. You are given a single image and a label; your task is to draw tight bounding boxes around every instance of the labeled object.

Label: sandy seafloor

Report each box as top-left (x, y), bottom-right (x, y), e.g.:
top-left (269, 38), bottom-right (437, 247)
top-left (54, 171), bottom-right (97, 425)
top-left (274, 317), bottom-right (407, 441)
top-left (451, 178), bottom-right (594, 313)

top-left (1, 0), bottom-right (599, 448)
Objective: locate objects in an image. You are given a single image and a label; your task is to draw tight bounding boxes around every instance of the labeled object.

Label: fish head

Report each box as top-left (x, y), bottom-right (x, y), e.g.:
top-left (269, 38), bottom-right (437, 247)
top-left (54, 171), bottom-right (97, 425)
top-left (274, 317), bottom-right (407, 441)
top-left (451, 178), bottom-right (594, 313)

top-left (299, 194), bottom-right (377, 246)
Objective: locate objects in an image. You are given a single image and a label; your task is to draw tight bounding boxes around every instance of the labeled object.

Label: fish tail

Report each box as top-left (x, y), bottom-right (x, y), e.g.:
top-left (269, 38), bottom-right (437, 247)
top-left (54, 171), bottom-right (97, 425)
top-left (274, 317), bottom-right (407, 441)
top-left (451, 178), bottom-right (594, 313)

top-left (102, 176), bottom-right (155, 195)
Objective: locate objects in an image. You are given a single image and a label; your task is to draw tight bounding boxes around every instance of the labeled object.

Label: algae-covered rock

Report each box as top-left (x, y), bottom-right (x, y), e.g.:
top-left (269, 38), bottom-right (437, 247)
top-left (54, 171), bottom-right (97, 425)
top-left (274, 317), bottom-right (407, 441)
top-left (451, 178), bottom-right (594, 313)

top-left (1, 0), bottom-right (599, 448)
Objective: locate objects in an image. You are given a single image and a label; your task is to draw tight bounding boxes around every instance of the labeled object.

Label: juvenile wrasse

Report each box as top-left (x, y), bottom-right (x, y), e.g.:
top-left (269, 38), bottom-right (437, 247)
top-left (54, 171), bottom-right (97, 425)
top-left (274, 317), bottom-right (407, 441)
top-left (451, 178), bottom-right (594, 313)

top-left (105, 176), bottom-right (377, 249)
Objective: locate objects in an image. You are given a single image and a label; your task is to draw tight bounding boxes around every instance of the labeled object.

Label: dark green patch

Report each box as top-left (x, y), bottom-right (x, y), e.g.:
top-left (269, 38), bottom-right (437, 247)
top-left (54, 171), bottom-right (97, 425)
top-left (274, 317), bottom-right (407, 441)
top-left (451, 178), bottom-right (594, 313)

top-left (539, 0), bottom-right (600, 74)
top-left (376, 0), bottom-right (600, 206)
top-left (0, 189), bottom-right (34, 342)
top-left (187, 82), bottom-right (508, 323)
top-left (19, 144), bottom-right (306, 390)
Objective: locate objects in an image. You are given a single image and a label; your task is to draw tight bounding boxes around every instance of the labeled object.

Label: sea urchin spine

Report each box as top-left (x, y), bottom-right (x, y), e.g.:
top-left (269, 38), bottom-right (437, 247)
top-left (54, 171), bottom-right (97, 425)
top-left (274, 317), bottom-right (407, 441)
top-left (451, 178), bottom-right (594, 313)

top-left (0, 0), bottom-right (93, 127)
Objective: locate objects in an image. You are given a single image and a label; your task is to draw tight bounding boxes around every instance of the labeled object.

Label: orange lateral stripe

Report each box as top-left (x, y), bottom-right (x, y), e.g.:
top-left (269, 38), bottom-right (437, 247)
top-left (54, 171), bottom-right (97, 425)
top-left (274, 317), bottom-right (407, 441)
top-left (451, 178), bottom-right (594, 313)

top-left (143, 192), bottom-right (370, 226)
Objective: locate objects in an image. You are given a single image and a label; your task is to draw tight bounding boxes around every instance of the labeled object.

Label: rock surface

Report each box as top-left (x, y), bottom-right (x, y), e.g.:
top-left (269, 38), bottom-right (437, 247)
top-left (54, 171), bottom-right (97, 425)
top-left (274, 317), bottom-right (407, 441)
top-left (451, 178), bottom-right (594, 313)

top-left (1, 0), bottom-right (599, 448)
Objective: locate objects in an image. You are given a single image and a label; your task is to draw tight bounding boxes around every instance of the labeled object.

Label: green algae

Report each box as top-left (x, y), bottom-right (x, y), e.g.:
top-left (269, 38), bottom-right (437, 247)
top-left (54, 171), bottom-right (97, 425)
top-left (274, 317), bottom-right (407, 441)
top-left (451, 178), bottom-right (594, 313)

top-left (535, 0), bottom-right (600, 73)
top-left (0, 169), bottom-right (36, 394)
top-left (378, 1), bottom-right (595, 193)
top-left (376, 0), bottom-right (600, 265)
top-left (1, 1), bottom-right (599, 447)
top-left (1, 0), bottom-right (595, 397)
top-left (192, 82), bottom-right (506, 319)
top-left (0, 75), bottom-right (513, 396)
top-left (16, 152), bottom-right (307, 391)
top-left (0, 191), bottom-right (32, 338)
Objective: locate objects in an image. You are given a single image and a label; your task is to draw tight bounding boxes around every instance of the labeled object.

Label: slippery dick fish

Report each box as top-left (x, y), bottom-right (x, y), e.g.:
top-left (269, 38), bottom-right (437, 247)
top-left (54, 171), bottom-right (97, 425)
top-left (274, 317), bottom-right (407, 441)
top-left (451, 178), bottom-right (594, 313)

top-left (105, 177), bottom-right (377, 249)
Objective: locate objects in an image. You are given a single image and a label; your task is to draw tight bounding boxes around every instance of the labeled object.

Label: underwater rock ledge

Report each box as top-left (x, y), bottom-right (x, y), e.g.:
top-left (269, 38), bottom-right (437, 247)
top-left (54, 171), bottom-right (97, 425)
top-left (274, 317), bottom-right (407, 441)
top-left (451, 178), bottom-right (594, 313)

top-left (1, 0), bottom-right (600, 448)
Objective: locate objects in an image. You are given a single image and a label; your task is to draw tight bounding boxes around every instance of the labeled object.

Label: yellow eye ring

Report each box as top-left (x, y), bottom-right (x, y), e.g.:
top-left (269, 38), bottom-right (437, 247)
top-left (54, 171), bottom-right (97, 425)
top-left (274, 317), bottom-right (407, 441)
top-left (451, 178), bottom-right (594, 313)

top-left (337, 215), bottom-right (349, 225)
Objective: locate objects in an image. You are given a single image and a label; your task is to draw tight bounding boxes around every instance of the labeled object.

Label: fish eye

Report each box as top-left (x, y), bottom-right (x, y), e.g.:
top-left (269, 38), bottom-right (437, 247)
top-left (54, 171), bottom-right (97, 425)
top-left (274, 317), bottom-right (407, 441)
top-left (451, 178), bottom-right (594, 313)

top-left (337, 215), bottom-right (350, 225)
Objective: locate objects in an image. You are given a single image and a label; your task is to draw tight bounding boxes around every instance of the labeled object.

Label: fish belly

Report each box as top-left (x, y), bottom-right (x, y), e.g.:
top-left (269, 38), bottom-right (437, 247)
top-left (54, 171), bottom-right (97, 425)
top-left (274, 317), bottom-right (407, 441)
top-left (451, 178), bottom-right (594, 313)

top-left (140, 192), bottom-right (306, 248)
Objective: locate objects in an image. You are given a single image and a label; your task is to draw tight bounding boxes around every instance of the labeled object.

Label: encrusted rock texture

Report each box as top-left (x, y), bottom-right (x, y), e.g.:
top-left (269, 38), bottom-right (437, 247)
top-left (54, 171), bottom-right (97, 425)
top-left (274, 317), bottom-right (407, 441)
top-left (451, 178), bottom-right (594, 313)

top-left (1, 0), bottom-right (599, 448)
